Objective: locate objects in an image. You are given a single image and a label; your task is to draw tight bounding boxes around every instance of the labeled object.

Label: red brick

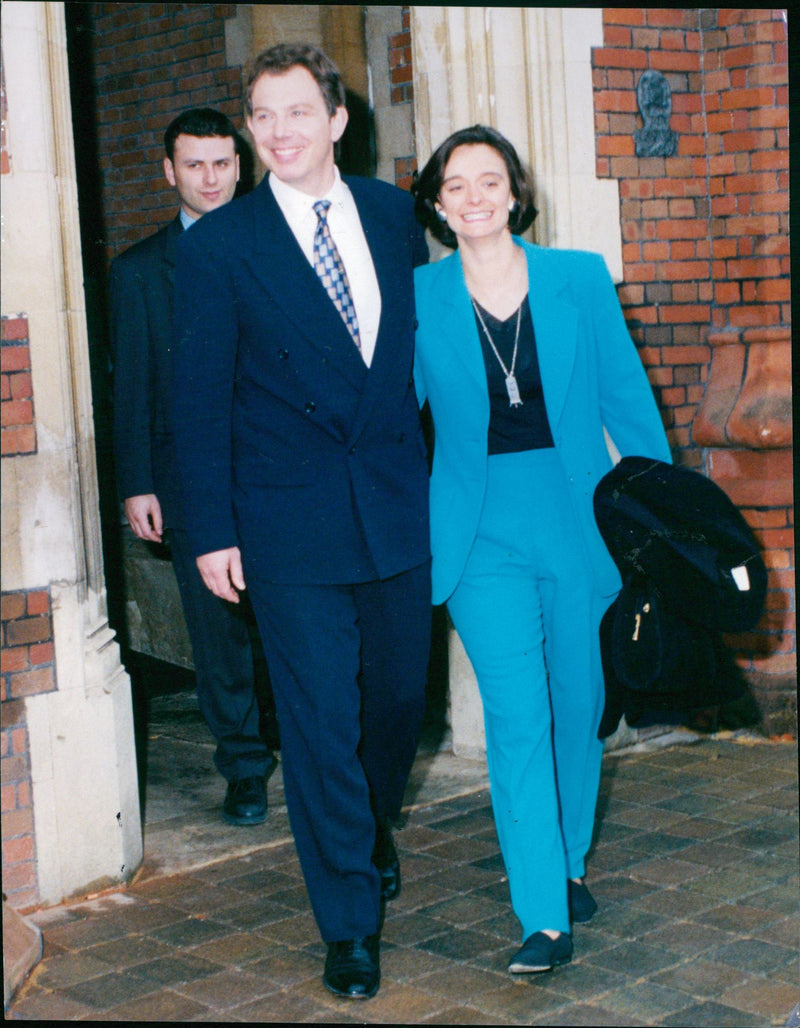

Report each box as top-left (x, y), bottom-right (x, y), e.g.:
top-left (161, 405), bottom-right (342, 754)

top-left (604, 9), bottom-right (646, 26)
top-left (7, 668), bottom-right (55, 698)
top-left (1, 593), bottom-right (27, 621)
top-left (593, 48), bottom-right (648, 69)
top-left (0, 648), bottom-right (28, 673)
top-left (26, 591), bottom-right (50, 616)
top-left (0, 319), bottom-right (28, 342)
top-left (1, 808), bottom-right (34, 839)
top-left (1, 861), bottom-right (36, 896)
top-left (5, 615), bottom-right (51, 647)
top-left (0, 346), bottom-right (31, 374)
top-left (28, 642), bottom-right (54, 666)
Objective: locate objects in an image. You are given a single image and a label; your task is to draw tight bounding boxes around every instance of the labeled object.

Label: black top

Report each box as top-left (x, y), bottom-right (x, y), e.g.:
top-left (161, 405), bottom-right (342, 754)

top-left (473, 295), bottom-right (555, 455)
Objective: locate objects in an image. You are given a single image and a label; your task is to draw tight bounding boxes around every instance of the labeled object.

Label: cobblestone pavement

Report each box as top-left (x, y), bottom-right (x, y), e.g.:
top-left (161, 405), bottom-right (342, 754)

top-left (6, 705), bottom-right (798, 1024)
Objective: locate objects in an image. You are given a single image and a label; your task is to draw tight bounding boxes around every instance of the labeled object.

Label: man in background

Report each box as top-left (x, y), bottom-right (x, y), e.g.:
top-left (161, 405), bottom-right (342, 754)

top-left (110, 107), bottom-right (277, 827)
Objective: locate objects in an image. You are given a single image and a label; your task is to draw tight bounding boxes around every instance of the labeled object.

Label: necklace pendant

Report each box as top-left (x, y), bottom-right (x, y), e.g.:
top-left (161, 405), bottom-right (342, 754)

top-left (505, 374), bottom-right (523, 407)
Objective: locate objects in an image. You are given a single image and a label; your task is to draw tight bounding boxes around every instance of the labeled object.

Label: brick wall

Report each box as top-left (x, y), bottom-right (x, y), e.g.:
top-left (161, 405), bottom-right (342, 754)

top-left (388, 7), bottom-right (413, 106)
top-left (594, 7), bottom-right (789, 462)
top-left (90, 2), bottom-right (243, 259)
top-left (1, 317), bottom-right (37, 457)
top-left (2, 85), bottom-right (45, 908)
top-left (1, 589), bottom-right (57, 909)
top-left (388, 6), bottom-right (415, 189)
top-left (593, 8), bottom-right (792, 718)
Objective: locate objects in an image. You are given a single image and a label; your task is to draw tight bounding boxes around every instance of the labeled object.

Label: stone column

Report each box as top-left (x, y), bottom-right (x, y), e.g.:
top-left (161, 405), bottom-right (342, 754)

top-left (1, 1), bottom-right (142, 905)
top-left (411, 7), bottom-right (624, 756)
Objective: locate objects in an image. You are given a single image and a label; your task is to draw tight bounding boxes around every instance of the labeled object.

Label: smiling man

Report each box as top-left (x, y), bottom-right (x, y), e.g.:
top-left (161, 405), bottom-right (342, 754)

top-left (170, 46), bottom-right (431, 1000)
top-left (110, 107), bottom-right (279, 831)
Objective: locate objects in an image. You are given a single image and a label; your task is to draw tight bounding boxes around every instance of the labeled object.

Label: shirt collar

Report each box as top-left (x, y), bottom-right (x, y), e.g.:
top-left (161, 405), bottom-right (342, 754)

top-left (179, 208), bottom-right (197, 231)
top-left (269, 166), bottom-right (347, 217)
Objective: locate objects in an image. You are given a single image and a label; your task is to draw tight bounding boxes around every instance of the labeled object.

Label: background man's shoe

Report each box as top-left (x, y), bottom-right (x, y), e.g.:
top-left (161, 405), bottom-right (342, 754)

top-left (568, 879), bottom-right (598, 923)
top-left (222, 776), bottom-right (267, 825)
top-left (372, 823), bottom-right (400, 901)
top-left (323, 935), bottom-right (380, 999)
top-left (508, 931), bottom-right (573, 973)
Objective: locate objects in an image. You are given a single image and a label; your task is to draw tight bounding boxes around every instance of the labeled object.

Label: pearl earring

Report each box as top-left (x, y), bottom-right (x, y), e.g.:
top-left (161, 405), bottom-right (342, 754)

top-left (436, 209), bottom-right (447, 222)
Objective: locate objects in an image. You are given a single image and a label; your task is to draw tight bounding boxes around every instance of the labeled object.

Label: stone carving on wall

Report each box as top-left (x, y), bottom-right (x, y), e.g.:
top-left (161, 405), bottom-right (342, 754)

top-left (635, 69), bottom-right (678, 158)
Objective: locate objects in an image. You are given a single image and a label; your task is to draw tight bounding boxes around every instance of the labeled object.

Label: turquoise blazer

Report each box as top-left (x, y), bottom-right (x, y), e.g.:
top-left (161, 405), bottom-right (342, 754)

top-left (414, 239), bottom-right (672, 606)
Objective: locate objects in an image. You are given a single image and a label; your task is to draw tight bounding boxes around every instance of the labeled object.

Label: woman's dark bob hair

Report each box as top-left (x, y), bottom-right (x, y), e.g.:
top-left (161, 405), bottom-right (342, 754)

top-left (412, 124), bottom-right (537, 248)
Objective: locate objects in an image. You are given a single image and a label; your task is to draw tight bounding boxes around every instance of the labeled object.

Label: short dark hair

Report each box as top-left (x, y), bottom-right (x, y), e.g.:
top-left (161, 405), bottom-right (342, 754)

top-left (164, 107), bottom-right (237, 161)
top-left (411, 125), bottom-right (537, 248)
top-left (244, 43), bottom-right (346, 118)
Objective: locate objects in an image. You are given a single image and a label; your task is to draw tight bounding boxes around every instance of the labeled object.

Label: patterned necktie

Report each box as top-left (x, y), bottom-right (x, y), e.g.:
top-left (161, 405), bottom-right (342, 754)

top-left (312, 199), bottom-right (361, 350)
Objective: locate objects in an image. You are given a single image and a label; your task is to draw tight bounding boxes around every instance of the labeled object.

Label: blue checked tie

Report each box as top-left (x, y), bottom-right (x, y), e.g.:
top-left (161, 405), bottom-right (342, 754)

top-left (312, 200), bottom-right (361, 350)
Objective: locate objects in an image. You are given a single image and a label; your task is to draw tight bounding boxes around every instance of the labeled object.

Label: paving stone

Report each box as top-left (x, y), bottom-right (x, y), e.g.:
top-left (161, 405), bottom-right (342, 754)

top-left (60, 968), bottom-right (161, 1009)
top-left (710, 936), bottom-right (800, 974)
top-left (529, 1000), bottom-right (648, 1025)
top-left (600, 980), bottom-right (697, 1021)
top-left (416, 925), bottom-right (508, 961)
top-left (651, 956), bottom-right (750, 997)
top-left (172, 967), bottom-right (278, 1008)
top-left (93, 986), bottom-right (210, 1021)
top-left (147, 914), bottom-right (235, 948)
top-left (126, 952), bottom-right (221, 987)
top-left (584, 939), bottom-right (683, 977)
top-left (719, 976), bottom-right (800, 1022)
top-left (83, 933), bottom-right (175, 968)
top-left (422, 1002), bottom-right (513, 1023)
top-left (659, 998), bottom-right (766, 1026)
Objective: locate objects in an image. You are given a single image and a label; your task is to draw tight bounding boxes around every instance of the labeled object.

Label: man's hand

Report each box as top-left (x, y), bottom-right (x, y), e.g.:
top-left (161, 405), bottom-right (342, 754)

top-left (196, 547), bottom-right (245, 603)
top-left (124, 494), bottom-right (163, 542)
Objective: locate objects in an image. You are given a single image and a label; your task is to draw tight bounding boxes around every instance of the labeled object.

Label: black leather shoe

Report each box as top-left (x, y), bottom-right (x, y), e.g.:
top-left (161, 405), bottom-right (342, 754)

top-left (222, 776), bottom-right (267, 826)
top-left (323, 934), bottom-right (380, 999)
top-left (568, 878), bottom-right (598, 923)
top-left (508, 931), bottom-right (573, 973)
top-left (372, 823), bottom-right (401, 901)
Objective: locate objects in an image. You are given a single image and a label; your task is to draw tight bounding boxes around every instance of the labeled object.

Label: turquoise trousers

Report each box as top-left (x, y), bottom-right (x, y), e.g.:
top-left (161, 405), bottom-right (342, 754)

top-left (447, 448), bottom-right (606, 938)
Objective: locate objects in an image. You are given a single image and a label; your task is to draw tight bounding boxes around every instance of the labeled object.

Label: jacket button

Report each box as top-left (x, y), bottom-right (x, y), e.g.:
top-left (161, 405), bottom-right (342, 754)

top-left (349, 445), bottom-right (356, 455)
top-left (304, 401), bottom-right (316, 414)
top-left (278, 348), bottom-right (289, 360)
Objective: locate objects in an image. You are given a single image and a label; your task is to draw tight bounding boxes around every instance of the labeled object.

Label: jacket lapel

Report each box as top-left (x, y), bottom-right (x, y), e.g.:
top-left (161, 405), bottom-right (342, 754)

top-left (423, 250), bottom-right (488, 406)
top-left (345, 179), bottom-right (412, 440)
top-left (524, 244), bottom-right (577, 433)
top-left (249, 179), bottom-right (367, 391)
top-left (162, 214), bottom-right (183, 289)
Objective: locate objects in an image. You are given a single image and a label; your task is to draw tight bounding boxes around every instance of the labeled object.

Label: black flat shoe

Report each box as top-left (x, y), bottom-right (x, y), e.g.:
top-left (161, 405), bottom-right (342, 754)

top-left (323, 934), bottom-right (380, 999)
top-left (373, 823), bottom-right (401, 902)
top-left (568, 878), bottom-right (598, 923)
top-left (222, 776), bottom-right (267, 826)
top-left (508, 931), bottom-right (573, 973)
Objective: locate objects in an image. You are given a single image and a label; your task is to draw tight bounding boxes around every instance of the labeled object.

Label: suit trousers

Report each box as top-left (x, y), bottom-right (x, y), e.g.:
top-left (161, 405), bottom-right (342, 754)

top-left (168, 527), bottom-right (274, 781)
top-left (446, 449), bottom-right (606, 939)
top-left (245, 562), bottom-right (431, 943)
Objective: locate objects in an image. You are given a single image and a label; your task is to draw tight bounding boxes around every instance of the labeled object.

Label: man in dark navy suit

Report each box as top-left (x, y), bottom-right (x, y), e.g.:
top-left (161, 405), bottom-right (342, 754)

top-left (171, 47), bottom-right (431, 1000)
top-left (110, 108), bottom-right (277, 828)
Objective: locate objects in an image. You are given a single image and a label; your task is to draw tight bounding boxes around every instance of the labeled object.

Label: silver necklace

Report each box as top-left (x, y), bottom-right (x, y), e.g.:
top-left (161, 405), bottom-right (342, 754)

top-left (472, 298), bottom-right (524, 407)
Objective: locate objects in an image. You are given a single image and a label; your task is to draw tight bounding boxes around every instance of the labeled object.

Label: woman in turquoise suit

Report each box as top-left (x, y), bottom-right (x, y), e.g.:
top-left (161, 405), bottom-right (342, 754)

top-left (411, 125), bottom-right (671, 974)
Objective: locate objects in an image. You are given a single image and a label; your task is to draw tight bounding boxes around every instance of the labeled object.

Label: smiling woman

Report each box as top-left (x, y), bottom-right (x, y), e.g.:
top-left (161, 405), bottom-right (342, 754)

top-left (411, 122), bottom-right (672, 977)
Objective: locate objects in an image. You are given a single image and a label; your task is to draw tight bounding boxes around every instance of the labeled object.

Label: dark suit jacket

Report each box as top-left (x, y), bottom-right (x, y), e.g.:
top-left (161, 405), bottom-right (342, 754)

top-left (171, 175), bottom-right (430, 585)
top-left (109, 214), bottom-right (184, 524)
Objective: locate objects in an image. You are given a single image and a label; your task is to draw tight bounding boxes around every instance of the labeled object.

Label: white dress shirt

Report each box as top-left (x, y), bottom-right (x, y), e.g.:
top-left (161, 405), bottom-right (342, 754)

top-left (269, 168), bottom-right (381, 367)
